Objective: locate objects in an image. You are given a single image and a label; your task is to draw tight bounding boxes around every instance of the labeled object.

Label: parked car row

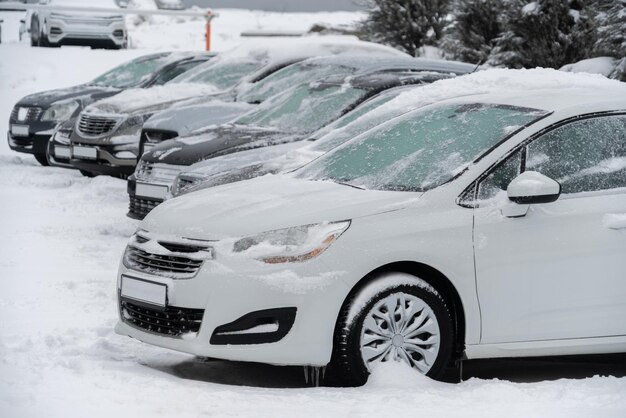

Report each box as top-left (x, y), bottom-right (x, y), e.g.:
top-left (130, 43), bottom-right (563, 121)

top-left (8, 38), bottom-right (626, 386)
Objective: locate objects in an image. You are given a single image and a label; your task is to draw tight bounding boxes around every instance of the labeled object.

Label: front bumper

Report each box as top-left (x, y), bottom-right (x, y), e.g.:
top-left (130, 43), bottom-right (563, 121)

top-left (69, 124), bottom-right (141, 176)
top-left (70, 146), bottom-right (137, 176)
top-left (127, 176), bottom-right (166, 220)
top-left (47, 130), bottom-right (75, 169)
top-left (47, 18), bottom-right (126, 48)
top-left (115, 253), bottom-right (351, 366)
top-left (7, 119), bottom-right (56, 155)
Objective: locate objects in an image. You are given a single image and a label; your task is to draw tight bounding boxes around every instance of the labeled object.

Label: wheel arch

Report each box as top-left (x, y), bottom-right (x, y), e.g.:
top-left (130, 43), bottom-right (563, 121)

top-left (335, 261), bottom-right (467, 360)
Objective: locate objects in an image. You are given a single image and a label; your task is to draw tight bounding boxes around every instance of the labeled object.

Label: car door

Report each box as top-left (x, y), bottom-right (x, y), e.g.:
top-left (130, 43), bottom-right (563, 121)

top-left (472, 113), bottom-right (626, 344)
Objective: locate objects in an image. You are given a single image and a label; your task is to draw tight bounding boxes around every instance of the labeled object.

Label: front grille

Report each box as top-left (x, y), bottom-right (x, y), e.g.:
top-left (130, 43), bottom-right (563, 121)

top-left (135, 161), bottom-right (184, 183)
top-left (120, 300), bottom-right (204, 337)
top-left (77, 113), bottom-right (119, 137)
top-left (128, 195), bottom-right (161, 219)
top-left (174, 175), bottom-right (200, 195)
top-left (12, 106), bottom-right (43, 122)
top-left (61, 17), bottom-right (115, 26)
top-left (124, 245), bottom-right (205, 279)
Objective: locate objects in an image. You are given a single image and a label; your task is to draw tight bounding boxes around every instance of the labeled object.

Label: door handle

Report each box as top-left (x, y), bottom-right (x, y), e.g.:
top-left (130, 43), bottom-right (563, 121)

top-left (603, 214), bottom-right (626, 230)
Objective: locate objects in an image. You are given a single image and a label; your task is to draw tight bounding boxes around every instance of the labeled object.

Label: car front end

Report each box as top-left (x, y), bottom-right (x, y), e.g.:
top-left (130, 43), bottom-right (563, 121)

top-left (45, 12), bottom-right (127, 49)
top-left (69, 110), bottom-right (154, 177)
top-left (115, 175), bottom-right (414, 367)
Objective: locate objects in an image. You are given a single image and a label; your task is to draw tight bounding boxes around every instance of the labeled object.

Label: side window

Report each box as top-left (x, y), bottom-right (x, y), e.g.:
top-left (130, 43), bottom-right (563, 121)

top-left (152, 61), bottom-right (199, 86)
top-left (477, 150), bottom-right (522, 202)
top-left (525, 115), bottom-right (626, 194)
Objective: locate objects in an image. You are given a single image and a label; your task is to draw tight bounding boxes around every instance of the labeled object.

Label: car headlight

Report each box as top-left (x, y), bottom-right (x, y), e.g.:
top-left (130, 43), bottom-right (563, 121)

top-left (41, 100), bottom-right (79, 122)
top-left (232, 221), bottom-right (350, 264)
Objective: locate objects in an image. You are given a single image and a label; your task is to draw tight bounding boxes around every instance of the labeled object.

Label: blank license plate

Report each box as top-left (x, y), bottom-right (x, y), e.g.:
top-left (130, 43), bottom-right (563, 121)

top-left (72, 145), bottom-right (98, 160)
top-left (11, 124), bottom-right (29, 137)
top-left (121, 276), bottom-right (167, 307)
top-left (55, 146), bottom-right (71, 159)
top-left (136, 182), bottom-right (168, 199)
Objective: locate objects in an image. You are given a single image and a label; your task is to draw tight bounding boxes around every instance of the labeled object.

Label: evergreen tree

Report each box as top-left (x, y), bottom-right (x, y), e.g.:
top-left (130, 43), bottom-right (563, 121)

top-left (440, 0), bottom-right (505, 64)
top-left (593, 0), bottom-right (626, 81)
top-left (357, 0), bottom-right (451, 56)
top-left (488, 0), bottom-right (596, 69)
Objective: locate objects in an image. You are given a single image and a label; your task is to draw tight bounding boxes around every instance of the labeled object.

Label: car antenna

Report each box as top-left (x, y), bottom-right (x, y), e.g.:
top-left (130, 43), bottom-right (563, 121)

top-left (472, 58), bottom-right (485, 73)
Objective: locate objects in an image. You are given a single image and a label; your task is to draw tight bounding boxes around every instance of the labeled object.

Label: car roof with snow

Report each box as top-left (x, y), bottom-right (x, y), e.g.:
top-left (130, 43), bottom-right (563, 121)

top-left (295, 55), bottom-right (478, 76)
top-left (349, 68), bottom-right (626, 129)
top-left (422, 87), bottom-right (626, 115)
top-left (173, 36), bottom-right (408, 85)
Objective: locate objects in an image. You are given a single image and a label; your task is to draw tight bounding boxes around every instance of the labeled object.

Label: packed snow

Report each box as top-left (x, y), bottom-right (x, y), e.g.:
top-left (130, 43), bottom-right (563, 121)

top-left (1, 5), bottom-right (626, 418)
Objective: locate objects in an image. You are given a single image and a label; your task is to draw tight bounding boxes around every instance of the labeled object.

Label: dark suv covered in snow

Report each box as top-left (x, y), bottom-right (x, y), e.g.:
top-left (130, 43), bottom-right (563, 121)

top-left (8, 51), bottom-right (214, 166)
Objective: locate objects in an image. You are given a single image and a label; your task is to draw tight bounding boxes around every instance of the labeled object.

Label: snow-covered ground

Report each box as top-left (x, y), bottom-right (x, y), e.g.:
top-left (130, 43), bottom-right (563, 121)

top-left (1, 7), bottom-right (626, 418)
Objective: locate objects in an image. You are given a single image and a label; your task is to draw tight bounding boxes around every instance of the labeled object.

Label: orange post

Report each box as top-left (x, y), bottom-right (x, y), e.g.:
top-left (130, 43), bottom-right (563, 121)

top-left (205, 11), bottom-right (212, 51)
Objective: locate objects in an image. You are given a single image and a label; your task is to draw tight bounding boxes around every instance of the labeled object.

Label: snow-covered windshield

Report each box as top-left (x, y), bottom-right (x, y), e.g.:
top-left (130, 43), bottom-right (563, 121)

top-left (90, 54), bottom-right (171, 88)
top-left (297, 103), bottom-right (548, 192)
top-left (237, 63), bottom-right (356, 104)
top-left (308, 86), bottom-right (410, 153)
top-left (234, 83), bottom-right (367, 134)
top-left (170, 59), bottom-right (263, 90)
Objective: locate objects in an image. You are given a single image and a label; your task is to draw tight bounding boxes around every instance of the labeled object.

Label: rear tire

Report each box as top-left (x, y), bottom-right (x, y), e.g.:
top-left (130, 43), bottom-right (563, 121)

top-left (34, 153), bottom-right (49, 166)
top-left (326, 272), bottom-right (455, 387)
top-left (79, 169), bottom-right (97, 178)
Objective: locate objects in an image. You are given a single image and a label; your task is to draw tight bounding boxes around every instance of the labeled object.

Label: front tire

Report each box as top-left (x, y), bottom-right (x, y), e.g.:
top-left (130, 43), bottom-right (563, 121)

top-left (34, 153), bottom-right (49, 166)
top-left (326, 272), bottom-right (455, 386)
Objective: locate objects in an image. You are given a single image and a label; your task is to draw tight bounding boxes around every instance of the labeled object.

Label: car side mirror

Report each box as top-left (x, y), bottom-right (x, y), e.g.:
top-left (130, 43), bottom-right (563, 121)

top-left (507, 171), bottom-right (561, 204)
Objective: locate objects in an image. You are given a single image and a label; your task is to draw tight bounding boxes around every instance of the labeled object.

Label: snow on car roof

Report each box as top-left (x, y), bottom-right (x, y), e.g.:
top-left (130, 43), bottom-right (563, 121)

top-left (174, 35), bottom-right (409, 84)
top-left (296, 55), bottom-right (477, 75)
top-left (358, 68), bottom-right (626, 126)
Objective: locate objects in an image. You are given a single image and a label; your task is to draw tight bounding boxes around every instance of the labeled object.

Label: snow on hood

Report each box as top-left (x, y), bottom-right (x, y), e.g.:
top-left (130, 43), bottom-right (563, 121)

top-left (143, 100), bottom-right (254, 136)
top-left (142, 175), bottom-right (421, 239)
top-left (16, 84), bottom-right (118, 107)
top-left (183, 141), bottom-right (306, 177)
top-left (83, 83), bottom-right (220, 115)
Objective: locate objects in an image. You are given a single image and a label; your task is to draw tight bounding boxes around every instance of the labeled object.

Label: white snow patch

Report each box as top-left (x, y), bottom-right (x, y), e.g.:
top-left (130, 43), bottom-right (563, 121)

top-left (249, 270), bottom-right (347, 294)
top-left (560, 57), bottom-right (619, 77)
top-left (346, 272), bottom-right (438, 323)
top-left (603, 213), bottom-right (626, 230)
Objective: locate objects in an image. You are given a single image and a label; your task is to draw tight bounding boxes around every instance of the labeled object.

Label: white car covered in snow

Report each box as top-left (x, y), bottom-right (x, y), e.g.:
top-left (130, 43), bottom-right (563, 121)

top-left (115, 69), bottom-right (626, 385)
top-left (29, 0), bottom-right (127, 48)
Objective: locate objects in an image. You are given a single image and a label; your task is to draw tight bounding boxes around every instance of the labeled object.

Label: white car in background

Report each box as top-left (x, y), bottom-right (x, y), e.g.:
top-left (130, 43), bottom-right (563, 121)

top-left (29, 0), bottom-right (127, 48)
top-left (154, 0), bottom-right (184, 10)
top-left (115, 70), bottom-right (626, 385)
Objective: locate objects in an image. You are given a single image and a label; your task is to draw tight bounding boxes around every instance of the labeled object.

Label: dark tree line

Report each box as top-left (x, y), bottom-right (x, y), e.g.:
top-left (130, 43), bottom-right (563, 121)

top-left (357, 0), bottom-right (626, 80)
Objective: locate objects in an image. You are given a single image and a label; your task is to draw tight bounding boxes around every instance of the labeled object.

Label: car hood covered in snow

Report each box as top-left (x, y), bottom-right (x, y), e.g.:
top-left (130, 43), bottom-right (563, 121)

top-left (15, 84), bottom-right (120, 108)
top-left (143, 175), bottom-right (422, 239)
top-left (142, 124), bottom-right (298, 166)
top-left (83, 83), bottom-right (220, 115)
top-left (142, 99), bottom-right (255, 137)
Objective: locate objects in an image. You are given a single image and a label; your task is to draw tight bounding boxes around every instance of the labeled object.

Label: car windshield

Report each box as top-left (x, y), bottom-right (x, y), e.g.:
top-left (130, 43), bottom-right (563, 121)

top-left (308, 87), bottom-right (410, 153)
top-left (233, 83), bottom-right (368, 134)
top-left (297, 103), bottom-right (548, 192)
top-left (90, 54), bottom-right (171, 88)
top-left (237, 63), bottom-right (356, 104)
top-left (170, 59), bottom-right (263, 90)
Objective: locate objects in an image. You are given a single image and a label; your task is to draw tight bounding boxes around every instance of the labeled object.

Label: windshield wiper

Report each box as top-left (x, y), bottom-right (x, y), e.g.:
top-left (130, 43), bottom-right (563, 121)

top-left (335, 180), bottom-right (365, 190)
